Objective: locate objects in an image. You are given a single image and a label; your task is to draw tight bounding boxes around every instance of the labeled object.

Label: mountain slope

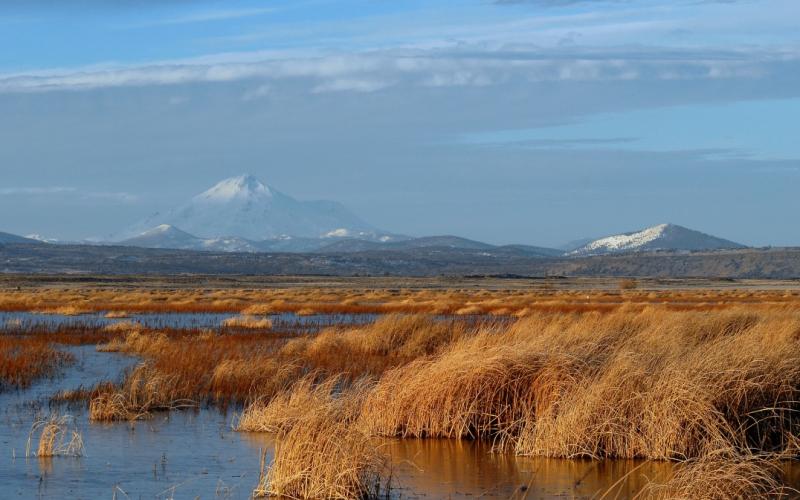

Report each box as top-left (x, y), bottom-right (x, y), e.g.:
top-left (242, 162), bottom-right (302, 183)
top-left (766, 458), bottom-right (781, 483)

top-left (569, 223), bottom-right (745, 256)
top-left (120, 224), bottom-right (264, 252)
top-left (121, 224), bottom-right (203, 249)
top-left (125, 174), bottom-right (384, 241)
top-left (0, 231), bottom-right (40, 244)
top-left (314, 235), bottom-right (562, 257)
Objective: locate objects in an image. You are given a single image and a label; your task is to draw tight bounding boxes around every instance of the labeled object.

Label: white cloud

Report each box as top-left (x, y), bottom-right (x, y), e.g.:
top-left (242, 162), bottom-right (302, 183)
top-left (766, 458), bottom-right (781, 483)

top-left (0, 45), bottom-right (793, 94)
top-left (0, 187), bottom-right (75, 195)
top-left (312, 78), bottom-right (391, 93)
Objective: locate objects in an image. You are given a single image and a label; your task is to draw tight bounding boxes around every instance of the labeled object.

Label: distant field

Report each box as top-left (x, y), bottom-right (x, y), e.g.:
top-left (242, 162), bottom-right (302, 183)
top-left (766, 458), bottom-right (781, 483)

top-left (1, 275), bottom-right (800, 315)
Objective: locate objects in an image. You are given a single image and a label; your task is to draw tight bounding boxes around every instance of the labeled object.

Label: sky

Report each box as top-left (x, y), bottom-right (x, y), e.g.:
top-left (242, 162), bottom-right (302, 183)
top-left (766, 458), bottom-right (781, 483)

top-left (0, 0), bottom-right (798, 247)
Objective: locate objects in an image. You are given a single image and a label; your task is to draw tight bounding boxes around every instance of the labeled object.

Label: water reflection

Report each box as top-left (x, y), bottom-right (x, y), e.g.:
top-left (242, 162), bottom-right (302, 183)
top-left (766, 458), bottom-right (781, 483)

top-left (384, 438), bottom-right (673, 499)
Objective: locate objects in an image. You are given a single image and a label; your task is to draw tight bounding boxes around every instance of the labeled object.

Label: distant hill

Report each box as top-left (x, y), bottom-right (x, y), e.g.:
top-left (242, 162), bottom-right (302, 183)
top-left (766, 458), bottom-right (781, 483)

top-left (119, 224), bottom-right (263, 252)
top-left (1, 242), bottom-right (798, 279)
top-left (569, 224), bottom-right (745, 256)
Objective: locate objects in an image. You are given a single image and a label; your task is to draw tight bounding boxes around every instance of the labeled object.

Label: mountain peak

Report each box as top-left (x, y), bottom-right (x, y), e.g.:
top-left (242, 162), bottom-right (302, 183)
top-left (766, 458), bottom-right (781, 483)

top-left (141, 224), bottom-right (184, 236)
top-left (195, 174), bottom-right (272, 203)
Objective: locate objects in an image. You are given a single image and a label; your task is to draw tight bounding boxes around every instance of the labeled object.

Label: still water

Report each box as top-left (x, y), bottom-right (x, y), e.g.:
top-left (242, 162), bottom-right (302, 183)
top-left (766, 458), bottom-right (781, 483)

top-left (0, 311), bottom-right (377, 334)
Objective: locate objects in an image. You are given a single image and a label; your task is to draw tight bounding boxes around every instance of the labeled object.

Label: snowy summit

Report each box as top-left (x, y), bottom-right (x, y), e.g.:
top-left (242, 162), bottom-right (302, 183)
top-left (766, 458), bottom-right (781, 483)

top-left (194, 174), bottom-right (272, 203)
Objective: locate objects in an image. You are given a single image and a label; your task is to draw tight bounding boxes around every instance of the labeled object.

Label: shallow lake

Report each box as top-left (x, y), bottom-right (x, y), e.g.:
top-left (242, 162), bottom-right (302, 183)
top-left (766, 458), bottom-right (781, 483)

top-left (0, 311), bottom-right (379, 334)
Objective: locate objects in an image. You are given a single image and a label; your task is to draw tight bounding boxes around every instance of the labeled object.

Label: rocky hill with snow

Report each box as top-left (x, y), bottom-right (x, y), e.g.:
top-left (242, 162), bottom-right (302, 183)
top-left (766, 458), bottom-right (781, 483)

top-left (569, 223), bottom-right (745, 256)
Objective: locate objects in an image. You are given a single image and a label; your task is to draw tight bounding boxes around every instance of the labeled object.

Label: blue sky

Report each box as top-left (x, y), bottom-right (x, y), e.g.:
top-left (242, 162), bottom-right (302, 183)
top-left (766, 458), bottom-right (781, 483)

top-left (0, 0), bottom-right (798, 246)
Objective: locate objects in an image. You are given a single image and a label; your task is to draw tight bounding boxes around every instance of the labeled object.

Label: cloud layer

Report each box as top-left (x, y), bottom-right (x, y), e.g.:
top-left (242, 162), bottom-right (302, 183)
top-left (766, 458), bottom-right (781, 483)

top-left (0, 44), bottom-right (793, 94)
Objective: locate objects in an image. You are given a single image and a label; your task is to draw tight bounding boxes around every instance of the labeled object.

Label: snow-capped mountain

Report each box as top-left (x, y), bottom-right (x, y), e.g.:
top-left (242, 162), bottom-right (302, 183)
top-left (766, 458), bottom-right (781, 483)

top-left (123, 174), bottom-right (390, 242)
top-left (569, 223), bottom-right (745, 256)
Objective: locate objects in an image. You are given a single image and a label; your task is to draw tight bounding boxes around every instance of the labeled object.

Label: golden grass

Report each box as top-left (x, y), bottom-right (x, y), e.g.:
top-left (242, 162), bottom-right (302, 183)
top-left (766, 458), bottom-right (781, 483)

top-left (26, 414), bottom-right (84, 458)
top-left (89, 363), bottom-right (197, 421)
top-left (104, 310), bottom-right (130, 318)
top-left (34, 305), bottom-right (91, 316)
top-left (279, 314), bottom-right (472, 378)
top-left (221, 315), bottom-right (273, 329)
top-left (235, 306), bottom-right (800, 497)
top-left (236, 375), bottom-right (342, 434)
top-left (252, 378), bottom-right (389, 499)
top-left (102, 320), bottom-right (143, 333)
top-left (361, 308), bottom-right (800, 462)
top-left (4, 285), bottom-right (800, 316)
top-left (91, 329), bottom-right (300, 416)
top-left (643, 453), bottom-right (784, 499)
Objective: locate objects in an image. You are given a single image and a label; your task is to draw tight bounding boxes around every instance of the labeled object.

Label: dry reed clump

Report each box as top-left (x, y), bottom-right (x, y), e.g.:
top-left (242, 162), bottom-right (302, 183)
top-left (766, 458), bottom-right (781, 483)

top-left (0, 336), bottom-right (74, 391)
top-left (104, 310), bottom-right (130, 318)
top-left (360, 308), bottom-right (800, 463)
top-left (26, 414), bottom-right (84, 457)
top-left (96, 330), bottom-right (169, 355)
top-left (241, 303), bottom-right (277, 315)
top-left (236, 375), bottom-right (343, 434)
top-left (643, 453), bottom-right (784, 499)
top-left (209, 357), bottom-right (300, 403)
top-left (102, 320), bottom-right (143, 333)
top-left (35, 305), bottom-right (90, 316)
top-left (253, 378), bottom-right (389, 499)
top-left (360, 334), bottom-right (574, 442)
top-left (89, 363), bottom-right (197, 421)
top-left (221, 315), bottom-right (273, 329)
top-left (93, 329), bottom-right (297, 410)
top-left (279, 314), bottom-right (469, 378)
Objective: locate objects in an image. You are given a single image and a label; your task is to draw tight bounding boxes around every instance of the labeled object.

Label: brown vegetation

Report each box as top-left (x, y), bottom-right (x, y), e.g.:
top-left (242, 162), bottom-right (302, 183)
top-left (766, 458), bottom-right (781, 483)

top-left (251, 377), bottom-right (389, 499)
top-left (2, 285), bottom-right (799, 317)
top-left (220, 314), bottom-right (273, 329)
top-left (0, 336), bottom-right (74, 390)
top-left (235, 306), bottom-right (800, 498)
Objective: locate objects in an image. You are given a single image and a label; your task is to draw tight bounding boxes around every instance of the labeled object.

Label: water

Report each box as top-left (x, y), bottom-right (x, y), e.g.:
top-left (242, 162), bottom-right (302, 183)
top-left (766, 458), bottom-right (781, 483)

top-left (0, 345), bottom-right (274, 499)
top-left (0, 311), bottom-right (378, 334)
